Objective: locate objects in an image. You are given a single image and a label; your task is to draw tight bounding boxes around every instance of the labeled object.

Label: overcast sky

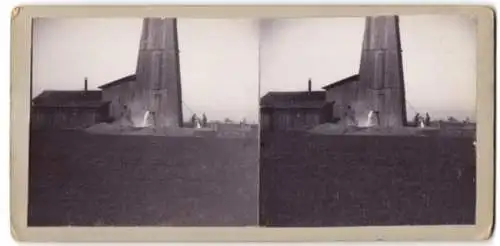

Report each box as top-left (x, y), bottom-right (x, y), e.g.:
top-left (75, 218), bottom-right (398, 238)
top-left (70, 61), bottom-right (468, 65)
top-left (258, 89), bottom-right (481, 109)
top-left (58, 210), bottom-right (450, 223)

top-left (33, 15), bottom-right (476, 122)
top-left (260, 15), bottom-right (477, 120)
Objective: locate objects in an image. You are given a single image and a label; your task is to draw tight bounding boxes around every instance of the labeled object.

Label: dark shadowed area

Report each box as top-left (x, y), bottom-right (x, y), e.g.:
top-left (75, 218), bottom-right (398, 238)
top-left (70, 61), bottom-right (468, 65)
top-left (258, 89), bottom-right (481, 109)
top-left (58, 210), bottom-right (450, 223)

top-left (28, 130), bottom-right (258, 226)
top-left (259, 131), bottom-right (476, 227)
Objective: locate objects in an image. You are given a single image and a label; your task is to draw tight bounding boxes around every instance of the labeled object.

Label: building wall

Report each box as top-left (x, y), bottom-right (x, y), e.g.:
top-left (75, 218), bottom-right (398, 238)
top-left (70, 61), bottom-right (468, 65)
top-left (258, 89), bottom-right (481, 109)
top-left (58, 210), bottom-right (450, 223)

top-left (260, 109), bottom-right (272, 131)
top-left (102, 81), bottom-right (136, 121)
top-left (261, 108), bottom-right (328, 131)
top-left (31, 106), bottom-right (109, 130)
top-left (325, 81), bottom-right (358, 122)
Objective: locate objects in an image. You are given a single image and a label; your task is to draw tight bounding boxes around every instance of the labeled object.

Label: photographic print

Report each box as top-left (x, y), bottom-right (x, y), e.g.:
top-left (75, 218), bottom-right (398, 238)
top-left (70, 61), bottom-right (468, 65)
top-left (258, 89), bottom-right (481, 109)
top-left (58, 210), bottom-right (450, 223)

top-left (28, 17), bottom-right (260, 226)
top-left (259, 15), bottom-right (477, 227)
top-left (10, 5), bottom-right (494, 242)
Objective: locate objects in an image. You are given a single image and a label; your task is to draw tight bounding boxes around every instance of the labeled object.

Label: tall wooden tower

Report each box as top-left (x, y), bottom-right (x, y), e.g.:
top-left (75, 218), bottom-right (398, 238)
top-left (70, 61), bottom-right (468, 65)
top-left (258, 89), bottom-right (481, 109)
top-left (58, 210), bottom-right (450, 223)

top-left (135, 18), bottom-right (183, 128)
top-left (356, 15), bottom-right (407, 127)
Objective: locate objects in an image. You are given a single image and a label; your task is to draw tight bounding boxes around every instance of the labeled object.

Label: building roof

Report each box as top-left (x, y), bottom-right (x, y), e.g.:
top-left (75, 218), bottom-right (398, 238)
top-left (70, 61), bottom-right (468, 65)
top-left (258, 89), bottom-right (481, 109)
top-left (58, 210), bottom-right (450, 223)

top-left (98, 74), bottom-right (136, 89)
top-left (260, 91), bottom-right (328, 109)
top-left (322, 74), bottom-right (359, 90)
top-left (32, 90), bottom-right (108, 108)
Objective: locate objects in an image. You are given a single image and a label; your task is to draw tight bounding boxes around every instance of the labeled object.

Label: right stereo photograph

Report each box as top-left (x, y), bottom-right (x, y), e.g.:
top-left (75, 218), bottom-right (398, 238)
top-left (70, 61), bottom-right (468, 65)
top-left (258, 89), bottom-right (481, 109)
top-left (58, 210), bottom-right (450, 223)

top-left (258, 15), bottom-right (477, 227)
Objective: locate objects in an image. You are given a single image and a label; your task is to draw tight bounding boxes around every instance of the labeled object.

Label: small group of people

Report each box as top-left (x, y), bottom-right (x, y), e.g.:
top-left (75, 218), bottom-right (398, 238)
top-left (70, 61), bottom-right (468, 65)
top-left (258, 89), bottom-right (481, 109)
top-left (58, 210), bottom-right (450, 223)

top-left (342, 106), bottom-right (432, 128)
top-left (343, 105), bottom-right (381, 127)
top-left (413, 112), bottom-right (431, 128)
top-left (122, 105), bottom-right (158, 127)
top-left (191, 113), bottom-right (208, 128)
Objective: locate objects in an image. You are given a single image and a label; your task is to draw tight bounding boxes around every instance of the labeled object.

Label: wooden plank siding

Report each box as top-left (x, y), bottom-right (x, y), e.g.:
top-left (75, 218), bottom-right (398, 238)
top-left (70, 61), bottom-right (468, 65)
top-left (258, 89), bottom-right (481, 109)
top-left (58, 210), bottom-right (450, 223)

top-left (325, 80), bottom-right (358, 122)
top-left (30, 104), bottom-right (109, 130)
top-left (260, 105), bottom-right (332, 131)
top-left (101, 80), bottom-right (136, 121)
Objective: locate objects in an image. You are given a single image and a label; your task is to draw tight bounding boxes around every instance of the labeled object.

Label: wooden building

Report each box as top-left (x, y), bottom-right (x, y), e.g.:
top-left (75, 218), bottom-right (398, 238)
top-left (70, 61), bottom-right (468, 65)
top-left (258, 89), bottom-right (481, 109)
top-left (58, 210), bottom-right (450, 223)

top-left (260, 76), bottom-right (361, 131)
top-left (31, 90), bottom-right (110, 130)
top-left (97, 18), bottom-right (184, 128)
top-left (260, 89), bottom-right (333, 131)
top-left (99, 74), bottom-right (137, 121)
top-left (260, 15), bottom-right (408, 131)
top-left (322, 74), bottom-right (359, 122)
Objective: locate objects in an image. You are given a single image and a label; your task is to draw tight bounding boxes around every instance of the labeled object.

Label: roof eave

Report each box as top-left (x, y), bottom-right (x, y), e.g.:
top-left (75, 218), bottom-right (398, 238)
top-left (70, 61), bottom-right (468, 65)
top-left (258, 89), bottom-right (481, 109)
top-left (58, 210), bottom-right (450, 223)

top-left (322, 74), bottom-right (359, 90)
top-left (98, 74), bottom-right (136, 89)
top-left (33, 101), bottom-right (110, 109)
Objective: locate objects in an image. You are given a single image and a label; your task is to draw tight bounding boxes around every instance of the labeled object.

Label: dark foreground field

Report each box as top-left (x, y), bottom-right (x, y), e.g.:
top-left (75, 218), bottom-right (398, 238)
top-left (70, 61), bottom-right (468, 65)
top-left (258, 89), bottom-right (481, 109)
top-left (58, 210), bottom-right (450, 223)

top-left (259, 131), bottom-right (476, 227)
top-left (29, 130), bottom-right (258, 226)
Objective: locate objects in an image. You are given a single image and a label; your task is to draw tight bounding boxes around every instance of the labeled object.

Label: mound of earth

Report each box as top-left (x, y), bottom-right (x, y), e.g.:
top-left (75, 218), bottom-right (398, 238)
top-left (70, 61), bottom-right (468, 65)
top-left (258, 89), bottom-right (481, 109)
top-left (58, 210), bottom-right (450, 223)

top-left (85, 121), bottom-right (257, 138)
top-left (308, 123), bottom-right (349, 135)
top-left (309, 123), bottom-right (475, 138)
top-left (85, 122), bottom-right (138, 134)
top-left (350, 126), bottom-right (428, 136)
top-left (309, 123), bottom-right (429, 136)
top-left (216, 125), bottom-right (254, 139)
top-left (86, 122), bottom-right (199, 137)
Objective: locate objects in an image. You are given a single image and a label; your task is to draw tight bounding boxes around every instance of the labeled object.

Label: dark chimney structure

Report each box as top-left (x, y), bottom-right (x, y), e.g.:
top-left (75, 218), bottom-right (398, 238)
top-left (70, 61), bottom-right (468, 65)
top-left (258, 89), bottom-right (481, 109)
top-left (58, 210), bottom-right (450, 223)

top-left (308, 78), bottom-right (312, 93)
top-left (84, 77), bottom-right (88, 92)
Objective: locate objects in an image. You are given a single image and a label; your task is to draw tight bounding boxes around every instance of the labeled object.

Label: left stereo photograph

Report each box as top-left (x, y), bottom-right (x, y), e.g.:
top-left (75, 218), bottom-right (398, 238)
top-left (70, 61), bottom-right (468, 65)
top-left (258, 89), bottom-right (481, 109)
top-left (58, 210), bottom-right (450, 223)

top-left (28, 18), bottom-right (260, 227)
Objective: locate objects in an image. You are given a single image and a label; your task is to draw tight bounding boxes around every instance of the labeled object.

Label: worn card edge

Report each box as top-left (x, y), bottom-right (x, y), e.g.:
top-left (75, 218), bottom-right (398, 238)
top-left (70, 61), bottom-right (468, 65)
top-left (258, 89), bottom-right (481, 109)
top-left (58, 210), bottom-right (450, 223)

top-left (9, 4), bottom-right (495, 242)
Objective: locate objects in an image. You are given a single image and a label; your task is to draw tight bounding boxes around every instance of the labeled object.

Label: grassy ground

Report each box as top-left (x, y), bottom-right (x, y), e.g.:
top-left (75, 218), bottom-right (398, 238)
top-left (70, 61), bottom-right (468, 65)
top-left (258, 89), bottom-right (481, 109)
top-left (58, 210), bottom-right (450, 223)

top-left (259, 131), bottom-right (476, 227)
top-left (28, 130), bottom-right (259, 226)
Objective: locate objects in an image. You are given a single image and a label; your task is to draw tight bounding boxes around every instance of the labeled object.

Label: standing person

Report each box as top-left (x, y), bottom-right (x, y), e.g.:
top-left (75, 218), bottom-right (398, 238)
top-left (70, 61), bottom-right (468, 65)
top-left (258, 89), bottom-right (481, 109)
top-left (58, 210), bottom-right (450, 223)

top-left (123, 105), bottom-right (132, 126)
top-left (413, 113), bottom-right (421, 127)
top-left (424, 113), bottom-right (431, 126)
top-left (191, 113), bottom-right (198, 128)
top-left (343, 110), bottom-right (349, 125)
top-left (373, 111), bottom-right (381, 126)
top-left (149, 111), bottom-right (156, 127)
top-left (345, 105), bottom-right (357, 126)
top-left (202, 113), bottom-right (208, 127)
